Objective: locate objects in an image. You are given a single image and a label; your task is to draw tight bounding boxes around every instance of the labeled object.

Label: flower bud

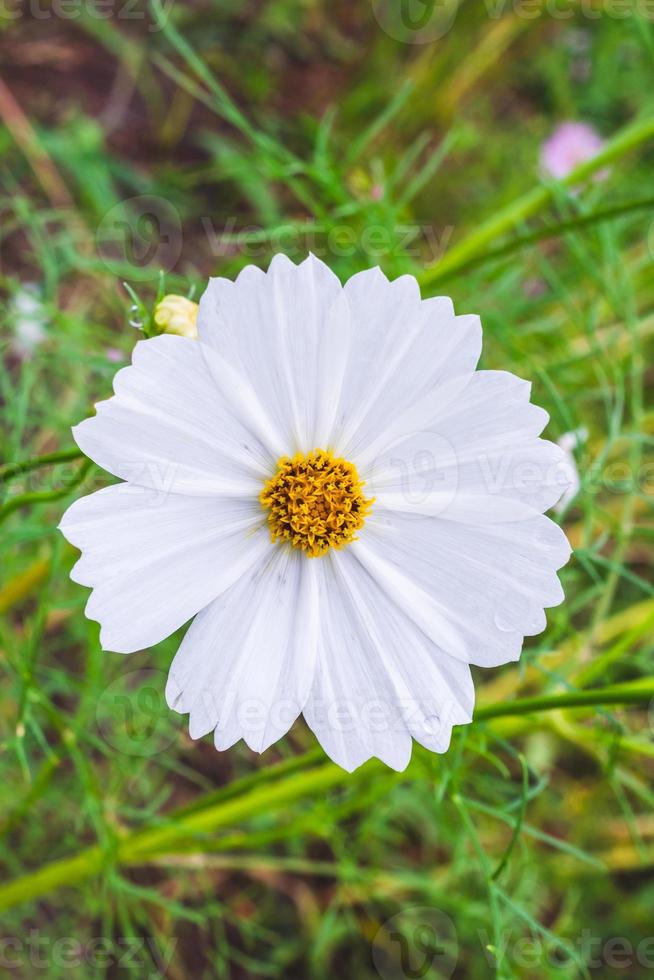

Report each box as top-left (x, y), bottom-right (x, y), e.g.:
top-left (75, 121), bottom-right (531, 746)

top-left (153, 295), bottom-right (199, 339)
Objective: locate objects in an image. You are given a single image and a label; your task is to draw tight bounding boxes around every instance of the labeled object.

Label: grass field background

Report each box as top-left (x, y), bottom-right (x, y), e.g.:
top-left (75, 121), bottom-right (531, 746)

top-left (1, 3), bottom-right (654, 977)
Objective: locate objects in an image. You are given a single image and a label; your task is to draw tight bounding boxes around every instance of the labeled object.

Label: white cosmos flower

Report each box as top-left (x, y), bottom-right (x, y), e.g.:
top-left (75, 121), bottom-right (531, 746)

top-left (59, 254), bottom-right (571, 772)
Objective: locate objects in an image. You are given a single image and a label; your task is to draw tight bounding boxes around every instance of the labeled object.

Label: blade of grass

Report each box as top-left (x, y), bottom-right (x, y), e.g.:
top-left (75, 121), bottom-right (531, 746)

top-left (0, 558), bottom-right (51, 614)
top-left (424, 194), bottom-right (654, 283)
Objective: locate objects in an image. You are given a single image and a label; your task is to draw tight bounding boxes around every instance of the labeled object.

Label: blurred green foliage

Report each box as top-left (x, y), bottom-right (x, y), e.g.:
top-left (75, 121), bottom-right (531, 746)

top-left (1, 2), bottom-right (654, 977)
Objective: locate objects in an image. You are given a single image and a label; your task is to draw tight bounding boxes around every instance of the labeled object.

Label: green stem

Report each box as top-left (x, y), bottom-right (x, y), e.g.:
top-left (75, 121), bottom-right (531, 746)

top-left (419, 112), bottom-right (654, 287)
top-left (0, 459), bottom-right (93, 524)
top-left (475, 679), bottom-right (654, 721)
top-left (426, 195), bottom-right (654, 283)
top-left (0, 447), bottom-right (83, 484)
top-left (0, 679), bottom-right (651, 912)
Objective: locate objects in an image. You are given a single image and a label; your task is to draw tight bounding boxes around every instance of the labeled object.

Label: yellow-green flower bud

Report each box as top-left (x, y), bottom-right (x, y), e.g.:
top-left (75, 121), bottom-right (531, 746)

top-left (153, 295), bottom-right (199, 339)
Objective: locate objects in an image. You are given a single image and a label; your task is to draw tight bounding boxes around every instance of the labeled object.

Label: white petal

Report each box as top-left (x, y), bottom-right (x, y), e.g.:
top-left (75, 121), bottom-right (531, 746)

top-left (197, 254), bottom-right (347, 452)
top-left (302, 551), bottom-right (474, 773)
top-left (332, 270), bottom-right (481, 458)
top-left (197, 262), bottom-right (481, 462)
top-left (59, 484), bottom-right (269, 653)
top-left (358, 510), bottom-right (569, 668)
top-left (364, 370), bottom-right (568, 518)
top-left (355, 372), bottom-right (474, 474)
top-left (166, 547), bottom-right (319, 753)
top-left (73, 334), bottom-right (283, 495)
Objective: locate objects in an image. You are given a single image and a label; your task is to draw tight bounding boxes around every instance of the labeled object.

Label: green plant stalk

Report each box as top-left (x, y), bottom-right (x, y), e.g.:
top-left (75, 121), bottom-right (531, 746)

top-left (0, 459), bottom-right (93, 524)
top-left (0, 679), bottom-right (652, 912)
top-left (419, 112), bottom-right (654, 287)
top-left (475, 679), bottom-right (654, 720)
top-left (425, 195), bottom-right (654, 283)
top-left (0, 446), bottom-right (84, 484)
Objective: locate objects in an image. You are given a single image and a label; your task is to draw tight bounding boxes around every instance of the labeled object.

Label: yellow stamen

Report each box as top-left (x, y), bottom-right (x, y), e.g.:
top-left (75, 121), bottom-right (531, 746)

top-left (260, 449), bottom-right (374, 558)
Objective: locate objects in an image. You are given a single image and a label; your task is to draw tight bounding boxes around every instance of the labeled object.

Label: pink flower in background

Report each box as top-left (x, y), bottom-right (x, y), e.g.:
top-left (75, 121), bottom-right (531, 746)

top-left (540, 122), bottom-right (606, 181)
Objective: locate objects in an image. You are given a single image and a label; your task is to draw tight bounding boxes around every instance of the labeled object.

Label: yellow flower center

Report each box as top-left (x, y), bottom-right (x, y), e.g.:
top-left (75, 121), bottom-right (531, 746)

top-left (260, 449), bottom-right (374, 558)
